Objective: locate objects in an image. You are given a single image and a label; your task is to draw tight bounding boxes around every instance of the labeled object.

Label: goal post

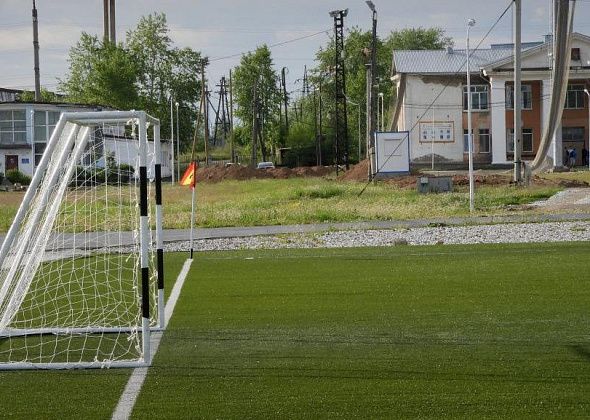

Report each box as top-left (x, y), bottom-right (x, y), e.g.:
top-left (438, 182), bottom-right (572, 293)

top-left (0, 110), bottom-right (164, 370)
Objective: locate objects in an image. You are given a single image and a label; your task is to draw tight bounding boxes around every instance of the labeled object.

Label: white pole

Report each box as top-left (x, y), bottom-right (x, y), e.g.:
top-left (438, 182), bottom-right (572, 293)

top-left (376, 100), bottom-right (380, 133)
top-left (379, 93), bottom-right (384, 131)
top-left (467, 19), bottom-right (476, 213)
top-left (513, 0), bottom-right (523, 182)
top-left (176, 102), bottom-right (180, 182)
top-left (189, 184), bottom-right (196, 259)
top-left (585, 89), bottom-right (590, 171)
top-left (170, 98), bottom-right (175, 184)
top-left (431, 104), bottom-right (435, 170)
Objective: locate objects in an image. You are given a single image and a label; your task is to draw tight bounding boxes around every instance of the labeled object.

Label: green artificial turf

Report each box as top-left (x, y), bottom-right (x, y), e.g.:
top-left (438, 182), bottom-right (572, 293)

top-left (0, 252), bottom-right (187, 419)
top-left (133, 243), bottom-right (590, 419)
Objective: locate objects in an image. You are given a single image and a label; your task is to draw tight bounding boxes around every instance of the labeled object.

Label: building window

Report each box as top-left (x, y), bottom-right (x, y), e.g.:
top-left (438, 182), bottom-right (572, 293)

top-left (505, 84), bottom-right (532, 109)
top-left (562, 127), bottom-right (585, 142)
top-left (0, 110), bottom-right (27, 145)
top-left (507, 128), bottom-right (533, 153)
top-left (565, 84), bottom-right (585, 109)
top-left (571, 48), bottom-right (581, 61)
top-left (463, 129), bottom-right (472, 153)
top-left (479, 129), bottom-right (491, 153)
top-left (463, 85), bottom-right (489, 111)
top-left (33, 110), bottom-right (60, 166)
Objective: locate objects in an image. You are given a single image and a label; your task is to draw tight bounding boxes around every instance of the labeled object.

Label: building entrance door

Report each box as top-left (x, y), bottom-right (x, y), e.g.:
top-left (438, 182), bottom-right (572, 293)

top-left (5, 155), bottom-right (18, 172)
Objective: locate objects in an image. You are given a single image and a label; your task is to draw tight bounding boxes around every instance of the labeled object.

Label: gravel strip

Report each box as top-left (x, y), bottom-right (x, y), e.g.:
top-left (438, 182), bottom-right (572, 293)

top-left (164, 221), bottom-right (590, 252)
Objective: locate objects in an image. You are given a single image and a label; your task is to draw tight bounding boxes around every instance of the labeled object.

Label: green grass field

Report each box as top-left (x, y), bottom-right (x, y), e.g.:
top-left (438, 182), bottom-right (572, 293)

top-left (0, 178), bottom-right (565, 233)
top-left (1, 244), bottom-right (589, 418)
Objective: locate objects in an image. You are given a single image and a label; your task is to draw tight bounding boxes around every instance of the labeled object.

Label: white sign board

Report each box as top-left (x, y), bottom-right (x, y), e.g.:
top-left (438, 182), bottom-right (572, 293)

top-left (374, 131), bottom-right (410, 176)
top-left (419, 121), bottom-right (454, 143)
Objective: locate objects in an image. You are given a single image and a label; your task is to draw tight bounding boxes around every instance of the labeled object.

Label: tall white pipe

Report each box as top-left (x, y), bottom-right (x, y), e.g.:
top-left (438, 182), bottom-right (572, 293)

top-left (513, 0), bottom-right (523, 182)
top-left (467, 19), bottom-right (476, 213)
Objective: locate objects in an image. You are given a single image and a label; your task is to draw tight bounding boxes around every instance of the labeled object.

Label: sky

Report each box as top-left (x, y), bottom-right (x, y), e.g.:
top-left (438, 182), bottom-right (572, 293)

top-left (1, 0), bottom-right (590, 97)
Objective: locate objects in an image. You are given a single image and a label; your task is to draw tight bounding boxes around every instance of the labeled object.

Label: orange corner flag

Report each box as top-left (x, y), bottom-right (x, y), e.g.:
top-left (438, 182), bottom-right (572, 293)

top-left (179, 162), bottom-right (197, 187)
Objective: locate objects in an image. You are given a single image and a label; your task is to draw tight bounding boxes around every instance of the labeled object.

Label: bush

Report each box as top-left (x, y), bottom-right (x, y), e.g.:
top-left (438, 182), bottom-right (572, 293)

top-left (5, 169), bottom-right (31, 185)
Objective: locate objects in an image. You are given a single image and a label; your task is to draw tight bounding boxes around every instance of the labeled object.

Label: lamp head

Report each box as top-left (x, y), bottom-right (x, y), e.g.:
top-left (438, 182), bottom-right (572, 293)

top-left (467, 18), bottom-right (476, 27)
top-left (329, 9), bottom-right (348, 18)
top-left (584, 88), bottom-right (589, 95)
top-left (366, 1), bottom-right (376, 12)
top-left (175, 102), bottom-right (179, 107)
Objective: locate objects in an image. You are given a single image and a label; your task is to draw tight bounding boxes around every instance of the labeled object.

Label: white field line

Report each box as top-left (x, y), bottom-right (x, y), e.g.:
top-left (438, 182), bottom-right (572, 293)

top-left (112, 258), bottom-right (193, 420)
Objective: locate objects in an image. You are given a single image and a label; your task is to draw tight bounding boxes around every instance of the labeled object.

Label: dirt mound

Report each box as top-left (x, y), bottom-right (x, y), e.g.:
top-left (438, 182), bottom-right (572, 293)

top-left (339, 159), bottom-right (370, 181)
top-left (194, 164), bottom-right (333, 182)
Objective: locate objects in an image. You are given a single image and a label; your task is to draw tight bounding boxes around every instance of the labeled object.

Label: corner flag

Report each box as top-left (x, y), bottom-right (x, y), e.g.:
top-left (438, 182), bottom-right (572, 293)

top-left (179, 162), bottom-right (197, 188)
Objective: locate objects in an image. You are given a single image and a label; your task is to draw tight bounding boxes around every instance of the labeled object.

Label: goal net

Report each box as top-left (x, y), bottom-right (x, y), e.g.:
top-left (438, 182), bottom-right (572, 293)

top-left (0, 111), bottom-right (165, 370)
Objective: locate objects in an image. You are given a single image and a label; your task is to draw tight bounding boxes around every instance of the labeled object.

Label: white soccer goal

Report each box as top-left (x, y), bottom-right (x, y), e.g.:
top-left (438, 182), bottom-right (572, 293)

top-left (0, 111), bottom-right (165, 370)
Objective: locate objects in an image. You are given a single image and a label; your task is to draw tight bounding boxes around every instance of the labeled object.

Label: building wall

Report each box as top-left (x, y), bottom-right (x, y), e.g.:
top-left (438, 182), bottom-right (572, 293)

top-left (401, 75), bottom-right (464, 163)
top-left (505, 80), bottom-right (543, 160)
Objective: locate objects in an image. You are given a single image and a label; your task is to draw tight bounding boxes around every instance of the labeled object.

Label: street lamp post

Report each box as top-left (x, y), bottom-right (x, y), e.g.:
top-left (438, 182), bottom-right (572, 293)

top-left (170, 97), bottom-right (175, 184)
top-left (379, 92), bottom-right (385, 131)
top-left (466, 18), bottom-right (476, 213)
top-left (584, 88), bottom-right (590, 171)
top-left (175, 101), bottom-right (180, 182)
top-left (366, 1), bottom-right (377, 178)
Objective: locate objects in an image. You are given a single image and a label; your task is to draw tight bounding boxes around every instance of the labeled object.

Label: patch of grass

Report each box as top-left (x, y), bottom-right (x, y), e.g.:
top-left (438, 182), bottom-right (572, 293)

top-left (292, 184), bottom-right (346, 199)
top-left (0, 178), bottom-right (579, 233)
top-left (132, 242), bottom-right (590, 418)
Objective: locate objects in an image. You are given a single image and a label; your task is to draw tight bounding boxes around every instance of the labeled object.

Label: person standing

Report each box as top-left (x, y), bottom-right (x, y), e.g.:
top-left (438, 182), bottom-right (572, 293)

top-left (570, 147), bottom-right (577, 168)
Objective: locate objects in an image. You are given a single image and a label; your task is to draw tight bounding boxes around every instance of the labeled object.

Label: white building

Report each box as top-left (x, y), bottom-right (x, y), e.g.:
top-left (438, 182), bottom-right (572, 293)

top-left (391, 33), bottom-right (590, 167)
top-left (0, 97), bottom-right (172, 178)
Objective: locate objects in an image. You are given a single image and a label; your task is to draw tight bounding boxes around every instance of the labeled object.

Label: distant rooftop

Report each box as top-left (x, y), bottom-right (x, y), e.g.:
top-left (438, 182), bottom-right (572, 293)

top-left (392, 37), bottom-right (547, 75)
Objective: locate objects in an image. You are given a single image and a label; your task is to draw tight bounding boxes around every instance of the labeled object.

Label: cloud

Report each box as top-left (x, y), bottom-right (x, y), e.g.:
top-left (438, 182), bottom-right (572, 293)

top-left (0, 24), bottom-right (86, 53)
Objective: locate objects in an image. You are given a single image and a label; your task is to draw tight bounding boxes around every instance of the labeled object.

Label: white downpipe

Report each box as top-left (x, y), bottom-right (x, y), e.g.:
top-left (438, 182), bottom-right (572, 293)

top-left (466, 19), bottom-right (476, 213)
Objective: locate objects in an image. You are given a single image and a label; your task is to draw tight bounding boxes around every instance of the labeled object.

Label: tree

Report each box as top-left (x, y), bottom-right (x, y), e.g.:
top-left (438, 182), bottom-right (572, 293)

top-left (18, 88), bottom-right (61, 103)
top-left (232, 45), bottom-right (282, 161)
top-left (384, 27), bottom-right (453, 51)
top-left (126, 13), bottom-right (203, 144)
top-left (59, 13), bottom-right (203, 152)
top-left (59, 33), bottom-right (138, 110)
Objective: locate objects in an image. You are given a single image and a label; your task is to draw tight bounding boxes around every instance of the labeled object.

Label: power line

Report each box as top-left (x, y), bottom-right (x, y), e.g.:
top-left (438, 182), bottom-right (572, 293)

top-left (208, 29), bottom-right (329, 62)
top-left (359, 0), bottom-right (514, 196)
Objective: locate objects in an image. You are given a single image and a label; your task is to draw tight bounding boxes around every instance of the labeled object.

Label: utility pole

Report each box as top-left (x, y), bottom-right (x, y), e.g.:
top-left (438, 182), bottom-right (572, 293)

top-left (229, 69), bottom-right (235, 163)
top-left (103, 0), bottom-right (116, 43)
top-left (170, 97), bottom-right (175, 184)
top-left (32, 0), bottom-right (41, 102)
top-left (329, 8), bottom-right (350, 173)
top-left (200, 60), bottom-right (209, 166)
top-left (318, 78), bottom-right (323, 166)
top-left (251, 77), bottom-right (259, 168)
top-left (513, 0), bottom-right (523, 183)
top-left (109, 0), bottom-right (116, 43)
top-left (303, 65), bottom-right (309, 98)
top-left (103, 0), bottom-right (109, 43)
top-left (281, 67), bottom-right (289, 137)
top-left (313, 87), bottom-right (319, 166)
top-left (175, 101), bottom-right (180, 181)
top-left (213, 77), bottom-right (230, 147)
top-left (366, 1), bottom-right (378, 178)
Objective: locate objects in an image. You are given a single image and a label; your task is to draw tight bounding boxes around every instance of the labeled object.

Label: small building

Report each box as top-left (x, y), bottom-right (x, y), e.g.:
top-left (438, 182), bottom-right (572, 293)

top-left (391, 33), bottom-right (590, 167)
top-left (0, 98), bottom-right (173, 178)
